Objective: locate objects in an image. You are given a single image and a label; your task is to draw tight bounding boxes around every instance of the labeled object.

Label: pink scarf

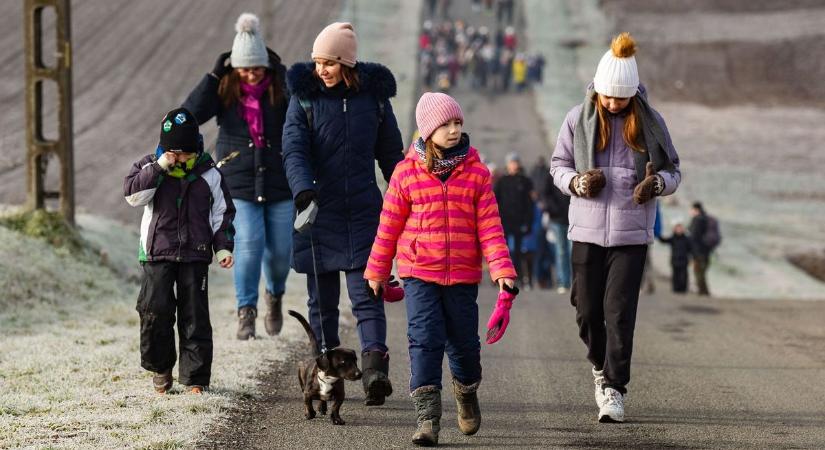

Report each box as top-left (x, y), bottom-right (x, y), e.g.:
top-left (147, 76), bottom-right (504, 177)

top-left (238, 75), bottom-right (272, 148)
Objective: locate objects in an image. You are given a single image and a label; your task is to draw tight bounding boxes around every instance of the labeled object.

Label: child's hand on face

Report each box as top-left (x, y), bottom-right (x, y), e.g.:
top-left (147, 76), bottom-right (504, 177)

top-left (159, 152), bottom-right (178, 170)
top-left (219, 254), bottom-right (234, 269)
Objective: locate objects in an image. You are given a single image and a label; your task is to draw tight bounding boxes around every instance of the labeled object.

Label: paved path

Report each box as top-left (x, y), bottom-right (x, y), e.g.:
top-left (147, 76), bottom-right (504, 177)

top-left (206, 2), bottom-right (825, 449)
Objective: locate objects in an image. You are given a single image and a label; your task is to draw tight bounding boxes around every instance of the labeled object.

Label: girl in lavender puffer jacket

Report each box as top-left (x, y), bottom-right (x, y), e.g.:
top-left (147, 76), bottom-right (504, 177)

top-left (550, 32), bottom-right (681, 423)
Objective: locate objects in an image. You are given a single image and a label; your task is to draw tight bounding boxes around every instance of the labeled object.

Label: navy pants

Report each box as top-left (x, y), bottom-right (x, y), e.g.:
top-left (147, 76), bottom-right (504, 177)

top-left (404, 278), bottom-right (481, 392)
top-left (306, 268), bottom-right (387, 353)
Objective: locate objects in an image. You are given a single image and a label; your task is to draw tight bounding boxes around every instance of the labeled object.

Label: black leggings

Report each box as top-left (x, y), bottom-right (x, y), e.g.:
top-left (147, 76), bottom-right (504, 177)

top-left (570, 242), bottom-right (647, 394)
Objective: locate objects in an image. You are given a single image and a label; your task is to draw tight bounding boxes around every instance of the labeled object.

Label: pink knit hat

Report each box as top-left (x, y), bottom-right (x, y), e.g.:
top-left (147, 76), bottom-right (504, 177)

top-left (415, 92), bottom-right (464, 141)
top-left (312, 22), bottom-right (358, 68)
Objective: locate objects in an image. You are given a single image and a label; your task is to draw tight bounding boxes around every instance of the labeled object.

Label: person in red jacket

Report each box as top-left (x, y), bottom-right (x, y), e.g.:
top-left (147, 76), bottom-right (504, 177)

top-left (364, 93), bottom-right (516, 446)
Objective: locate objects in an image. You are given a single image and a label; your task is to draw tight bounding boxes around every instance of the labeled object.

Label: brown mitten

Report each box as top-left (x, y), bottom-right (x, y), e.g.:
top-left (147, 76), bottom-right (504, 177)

top-left (633, 162), bottom-right (664, 204)
top-left (570, 169), bottom-right (606, 198)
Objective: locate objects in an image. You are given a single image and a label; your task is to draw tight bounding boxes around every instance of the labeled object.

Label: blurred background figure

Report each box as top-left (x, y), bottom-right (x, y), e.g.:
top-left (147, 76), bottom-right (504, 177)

top-left (494, 152), bottom-right (535, 287)
top-left (657, 222), bottom-right (693, 293)
top-left (689, 202), bottom-right (721, 296)
top-left (542, 170), bottom-right (571, 293)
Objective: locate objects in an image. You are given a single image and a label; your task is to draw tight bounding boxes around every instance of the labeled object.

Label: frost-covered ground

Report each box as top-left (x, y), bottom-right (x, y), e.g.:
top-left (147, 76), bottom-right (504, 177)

top-left (524, 0), bottom-right (825, 300)
top-left (0, 211), bottom-right (311, 449)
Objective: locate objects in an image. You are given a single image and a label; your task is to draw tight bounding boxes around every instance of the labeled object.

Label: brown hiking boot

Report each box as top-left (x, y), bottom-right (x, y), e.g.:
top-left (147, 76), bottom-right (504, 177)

top-left (152, 370), bottom-right (172, 394)
top-left (452, 379), bottom-right (481, 435)
top-left (411, 386), bottom-right (441, 446)
top-left (186, 385), bottom-right (205, 395)
top-left (263, 290), bottom-right (283, 336)
top-left (237, 306), bottom-right (257, 340)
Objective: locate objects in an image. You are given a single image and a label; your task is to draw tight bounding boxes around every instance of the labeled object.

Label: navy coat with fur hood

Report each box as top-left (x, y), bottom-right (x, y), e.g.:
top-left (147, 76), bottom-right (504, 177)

top-left (283, 62), bottom-right (404, 274)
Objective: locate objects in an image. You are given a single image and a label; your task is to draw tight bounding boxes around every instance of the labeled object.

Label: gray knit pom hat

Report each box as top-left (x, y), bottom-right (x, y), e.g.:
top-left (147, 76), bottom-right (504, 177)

top-left (231, 13), bottom-right (268, 68)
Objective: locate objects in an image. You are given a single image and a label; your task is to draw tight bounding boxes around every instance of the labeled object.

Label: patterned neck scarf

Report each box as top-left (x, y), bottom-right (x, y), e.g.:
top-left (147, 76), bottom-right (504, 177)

top-left (238, 74), bottom-right (272, 149)
top-left (414, 134), bottom-right (470, 178)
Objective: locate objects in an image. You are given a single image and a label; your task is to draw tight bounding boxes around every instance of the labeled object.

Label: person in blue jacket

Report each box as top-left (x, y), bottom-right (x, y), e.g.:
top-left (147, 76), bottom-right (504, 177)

top-left (282, 22), bottom-right (404, 406)
top-left (183, 13), bottom-right (291, 341)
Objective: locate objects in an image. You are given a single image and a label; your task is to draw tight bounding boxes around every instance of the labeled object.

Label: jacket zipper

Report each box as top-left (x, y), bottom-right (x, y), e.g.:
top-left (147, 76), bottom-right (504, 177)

top-left (177, 178), bottom-right (184, 261)
top-left (442, 182), bottom-right (451, 285)
top-left (343, 97), bottom-right (354, 266)
top-left (604, 115), bottom-right (616, 247)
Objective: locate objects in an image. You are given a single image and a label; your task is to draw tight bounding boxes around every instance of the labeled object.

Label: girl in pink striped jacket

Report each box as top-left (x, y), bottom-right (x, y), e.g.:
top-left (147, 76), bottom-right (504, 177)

top-left (365, 92), bottom-right (516, 446)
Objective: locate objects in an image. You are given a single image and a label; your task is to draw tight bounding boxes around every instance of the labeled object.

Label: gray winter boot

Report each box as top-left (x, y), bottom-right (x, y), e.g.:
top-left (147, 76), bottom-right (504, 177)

top-left (411, 386), bottom-right (442, 446)
top-left (236, 306), bottom-right (257, 340)
top-left (362, 351), bottom-right (393, 406)
top-left (452, 379), bottom-right (481, 435)
top-left (263, 290), bottom-right (283, 336)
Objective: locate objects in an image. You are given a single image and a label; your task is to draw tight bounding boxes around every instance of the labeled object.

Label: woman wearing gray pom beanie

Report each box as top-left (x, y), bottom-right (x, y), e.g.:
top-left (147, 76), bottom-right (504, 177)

top-left (183, 12), bottom-right (291, 341)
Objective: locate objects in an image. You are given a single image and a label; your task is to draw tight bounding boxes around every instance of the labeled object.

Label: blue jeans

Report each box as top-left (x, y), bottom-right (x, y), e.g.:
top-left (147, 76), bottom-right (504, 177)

top-left (233, 199), bottom-right (293, 309)
top-left (552, 222), bottom-right (572, 288)
top-left (404, 278), bottom-right (481, 391)
top-left (306, 268), bottom-right (387, 354)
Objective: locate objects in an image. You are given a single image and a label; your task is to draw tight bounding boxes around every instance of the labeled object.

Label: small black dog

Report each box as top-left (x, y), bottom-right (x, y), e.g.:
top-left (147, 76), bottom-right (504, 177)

top-left (287, 310), bottom-right (362, 425)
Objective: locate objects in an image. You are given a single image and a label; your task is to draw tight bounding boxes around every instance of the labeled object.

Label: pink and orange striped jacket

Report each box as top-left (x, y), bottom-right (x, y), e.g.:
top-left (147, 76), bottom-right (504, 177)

top-left (364, 147), bottom-right (516, 286)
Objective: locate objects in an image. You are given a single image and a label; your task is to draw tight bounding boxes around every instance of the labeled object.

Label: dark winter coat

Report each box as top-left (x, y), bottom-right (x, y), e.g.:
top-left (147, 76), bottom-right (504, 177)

top-left (282, 62), bottom-right (404, 274)
top-left (124, 152), bottom-right (235, 263)
top-left (542, 175), bottom-right (570, 225)
top-left (182, 61), bottom-right (290, 203)
top-left (494, 173), bottom-right (534, 234)
top-left (658, 233), bottom-right (692, 267)
top-left (689, 214), bottom-right (710, 257)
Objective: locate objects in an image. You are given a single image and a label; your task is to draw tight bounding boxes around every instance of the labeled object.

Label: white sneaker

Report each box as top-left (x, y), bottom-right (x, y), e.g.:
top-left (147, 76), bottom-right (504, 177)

top-left (592, 367), bottom-right (606, 407)
top-left (556, 287), bottom-right (568, 295)
top-left (598, 388), bottom-right (625, 423)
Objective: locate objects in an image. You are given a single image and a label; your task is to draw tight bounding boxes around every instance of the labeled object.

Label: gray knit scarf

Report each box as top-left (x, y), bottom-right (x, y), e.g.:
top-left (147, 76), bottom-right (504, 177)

top-left (573, 86), bottom-right (674, 182)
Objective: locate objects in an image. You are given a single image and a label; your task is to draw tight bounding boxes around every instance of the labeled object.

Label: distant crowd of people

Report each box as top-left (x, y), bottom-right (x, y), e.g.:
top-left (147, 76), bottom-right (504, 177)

top-left (418, 18), bottom-right (545, 93)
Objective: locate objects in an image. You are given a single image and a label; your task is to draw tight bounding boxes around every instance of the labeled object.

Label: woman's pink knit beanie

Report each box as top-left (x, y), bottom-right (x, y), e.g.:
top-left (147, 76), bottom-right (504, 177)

top-left (415, 92), bottom-right (464, 141)
top-left (312, 22), bottom-right (358, 68)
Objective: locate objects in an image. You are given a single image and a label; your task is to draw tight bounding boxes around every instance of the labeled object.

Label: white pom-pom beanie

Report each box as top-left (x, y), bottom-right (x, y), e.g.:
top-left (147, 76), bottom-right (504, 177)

top-left (231, 13), bottom-right (268, 68)
top-left (593, 33), bottom-right (639, 98)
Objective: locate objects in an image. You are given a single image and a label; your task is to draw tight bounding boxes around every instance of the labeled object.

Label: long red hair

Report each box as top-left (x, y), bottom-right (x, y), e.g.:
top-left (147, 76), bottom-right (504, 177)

top-left (594, 95), bottom-right (644, 153)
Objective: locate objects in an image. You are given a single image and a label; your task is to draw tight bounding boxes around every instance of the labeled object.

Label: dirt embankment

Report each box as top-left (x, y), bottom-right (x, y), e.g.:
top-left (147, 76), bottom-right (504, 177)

top-left (602, 0), bottom-right (825, 107)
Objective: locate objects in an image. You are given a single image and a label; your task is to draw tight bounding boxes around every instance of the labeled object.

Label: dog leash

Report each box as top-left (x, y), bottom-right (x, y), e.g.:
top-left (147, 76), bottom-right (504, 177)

top-left (308, 229), bottom-right (328, 354)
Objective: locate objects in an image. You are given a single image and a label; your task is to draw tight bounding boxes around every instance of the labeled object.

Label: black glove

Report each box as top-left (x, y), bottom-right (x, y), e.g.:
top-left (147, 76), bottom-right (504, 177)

top-left (210, 51), bottom-right (233, 80)
top-left (294, 190), bottom-right (317, 211)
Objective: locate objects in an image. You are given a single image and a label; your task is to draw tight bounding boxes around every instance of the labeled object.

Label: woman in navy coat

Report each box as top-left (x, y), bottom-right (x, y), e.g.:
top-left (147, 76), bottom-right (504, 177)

top-left (282, 22), bottom-right (404, 406)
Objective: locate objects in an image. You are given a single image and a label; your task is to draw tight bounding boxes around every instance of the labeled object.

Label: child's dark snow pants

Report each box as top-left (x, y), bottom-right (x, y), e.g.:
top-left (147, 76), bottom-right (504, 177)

top-left (137, 261), bottom-right (213, 386)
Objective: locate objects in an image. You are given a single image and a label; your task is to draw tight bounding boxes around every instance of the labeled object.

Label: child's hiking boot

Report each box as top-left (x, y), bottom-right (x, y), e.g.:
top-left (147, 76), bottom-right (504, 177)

top-left (362, 350), bottom-right (393, 406)
top-left (152, 370), bottom-right (173, 394)
top-left (598, 387), bottom-right (625, 423)
top-left (263, 290), bottom-right (283, 336)
top-left (411, 386), bottom-right (441, 446)
top-left (452, 379), bottom-right (481, 435)
top-left (186, 385), bottom-right (206, 395)
top-left (237, 306), bottom-right (257, 340)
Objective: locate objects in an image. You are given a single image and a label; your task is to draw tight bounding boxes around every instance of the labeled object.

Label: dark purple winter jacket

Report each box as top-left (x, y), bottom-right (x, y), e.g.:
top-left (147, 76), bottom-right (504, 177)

top-left (123, 152), bottom-right (235, 263)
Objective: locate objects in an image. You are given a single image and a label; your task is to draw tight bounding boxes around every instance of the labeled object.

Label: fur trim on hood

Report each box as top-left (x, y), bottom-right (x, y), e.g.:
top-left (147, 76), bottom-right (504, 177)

top-left (286, 61), bottom-right (397, 100)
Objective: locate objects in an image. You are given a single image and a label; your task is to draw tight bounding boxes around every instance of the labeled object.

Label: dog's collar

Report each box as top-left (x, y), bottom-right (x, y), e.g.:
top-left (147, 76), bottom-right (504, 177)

top-left (317, 370), bottom-right (339, 400)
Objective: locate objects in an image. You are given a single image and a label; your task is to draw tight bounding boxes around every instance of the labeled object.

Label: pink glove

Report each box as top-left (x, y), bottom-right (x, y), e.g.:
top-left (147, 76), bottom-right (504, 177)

top-left (485, 285), bottom-right (519, 344)
top-left (382, 276), bottom-right (405, 302)
top-left (365, 276), bottom-right (405, 303)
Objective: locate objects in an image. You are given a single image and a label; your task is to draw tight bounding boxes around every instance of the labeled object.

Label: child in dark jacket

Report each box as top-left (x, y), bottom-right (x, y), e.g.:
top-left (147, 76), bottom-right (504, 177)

top-left (657, 223), bottom-right (692, 293)
top-left (123, 108), bottom-right (236, 394)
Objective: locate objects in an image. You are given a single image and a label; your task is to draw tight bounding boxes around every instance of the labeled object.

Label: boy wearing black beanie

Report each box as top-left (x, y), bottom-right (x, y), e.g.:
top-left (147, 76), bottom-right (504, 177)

top-left (123, 107), bottom-right (236, 394)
